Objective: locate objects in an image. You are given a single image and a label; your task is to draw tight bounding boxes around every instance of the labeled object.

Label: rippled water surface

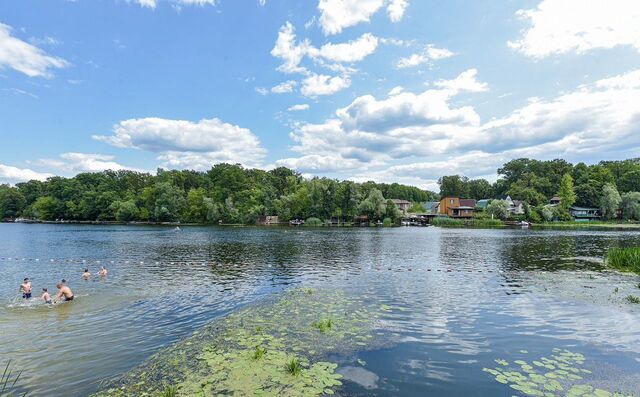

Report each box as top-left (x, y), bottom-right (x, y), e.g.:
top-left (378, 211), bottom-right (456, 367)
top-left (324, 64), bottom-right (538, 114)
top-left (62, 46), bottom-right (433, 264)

top-left (1, 224), bottom-right (639, 396)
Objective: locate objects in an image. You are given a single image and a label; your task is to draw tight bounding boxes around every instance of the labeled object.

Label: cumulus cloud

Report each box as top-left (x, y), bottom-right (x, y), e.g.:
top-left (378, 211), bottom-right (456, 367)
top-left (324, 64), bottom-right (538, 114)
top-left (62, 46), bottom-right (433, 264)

top-left (288, 104), bottom-right (310, 111)
top-left (509, 0), bottom-right (640, 58)
top-left (397, 44), bottom-right (454, 68)
top-left (318, 0), bottom-right (409, 35)
top-left (0, 23), bottom-right (69, 78)
top-left (271, 80), bottom-right (297, 93)
top-left (93, 117), bottom-right (267, 170)
top-left (271, 22), bottom-right (313, 74)
top-left (36, 153), bottom-right (136, 173)
top-left (313, 33), bottom-right (379, 63)
top-left (0, 163), bottom-right (52, 184)
top-left (277, 68), bottom-right (640, 185)
top-left (301, 73), bottom-right (351, 97)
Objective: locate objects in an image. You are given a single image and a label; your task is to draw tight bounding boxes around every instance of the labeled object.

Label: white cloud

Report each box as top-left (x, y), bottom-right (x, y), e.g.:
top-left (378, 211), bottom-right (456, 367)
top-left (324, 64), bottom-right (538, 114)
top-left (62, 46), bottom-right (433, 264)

top-left (271, 22), bottom-right (313, 74)
top-left (386, 0), bottom-right (408, 22)
top-left (0, 164), bottom-right (52, 184)
top-left (288, 104), bottom-right (310, 111)
top-left (397, 44), bottom-right (454, 68)
top-left (509, 0), bottom-right (640, 58)
top-left (271, 80), bottom-right (297, 94)
top-left (301, 73), bottom-right (351, 97)
top-left (318, 0), bottom-right (408, 35)
top-left (36, 153), bottom-right (137, 173)
top-left (93, 117), bottom-right (266, 170)
top-left (434, 68), bottom-right (488, 93)
top-left (136, 0), bottom-right (157, 8)
top-left (258, 0), bottom-right (266, 6)
top-left (314, 33), bottom-right (379, 63)
top-left (0, 23), bottom-right (69, 78)
top-left (388, 86), bottom-right (404, 96)
top-left (255, 87), bottom-right (269, 95)
top-left (276, 154), bottom-right (364, 172)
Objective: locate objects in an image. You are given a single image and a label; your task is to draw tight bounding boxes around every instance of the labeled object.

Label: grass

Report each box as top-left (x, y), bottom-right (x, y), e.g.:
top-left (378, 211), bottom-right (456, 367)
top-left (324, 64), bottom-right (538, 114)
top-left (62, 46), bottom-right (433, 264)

top-left (285, 358), bottom-right (302, 376)
top-left (626, 295), bottom-right (640, 304)
top-left (605, 247), bottom-right (640, 275)
top-left (160, 386), bottom-right (177, 397)
top-left (312, 318), bottom-right (334, 333)
top-left (1, 361), bottom-right (27, 397)
top-left (253, 346), bottom-right (267, 360)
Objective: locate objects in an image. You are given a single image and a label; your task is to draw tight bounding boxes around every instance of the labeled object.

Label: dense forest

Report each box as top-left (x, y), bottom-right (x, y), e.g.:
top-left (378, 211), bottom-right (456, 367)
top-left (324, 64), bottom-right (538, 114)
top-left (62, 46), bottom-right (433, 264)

top-left (0, 164), bottom-right (436, 224)
top-left (1, 158), bottom-right (639, 224)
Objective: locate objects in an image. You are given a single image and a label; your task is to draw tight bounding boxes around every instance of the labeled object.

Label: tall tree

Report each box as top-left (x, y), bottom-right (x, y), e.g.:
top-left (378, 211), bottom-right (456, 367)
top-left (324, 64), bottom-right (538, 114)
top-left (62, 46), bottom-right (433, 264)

top-left (438, 175), bottom-right (469, 197)
top-left (600, 183), bottom-right (621, 220)
top-left (557, 174), bottom-right (576, 213)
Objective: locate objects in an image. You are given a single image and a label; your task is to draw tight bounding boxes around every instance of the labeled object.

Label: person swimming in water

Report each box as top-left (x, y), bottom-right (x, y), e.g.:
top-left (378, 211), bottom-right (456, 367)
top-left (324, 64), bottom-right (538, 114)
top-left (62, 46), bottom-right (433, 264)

top-left (82, 269), bottom-right (91, 279)
top-left (41, 288), bottom-right (52, 304)
top-left (19, 278), bottom-right (32, 299)
top-left (54, 282), bottom-right (74, 302)
top-left (98, 266), bottom-right (108, 276)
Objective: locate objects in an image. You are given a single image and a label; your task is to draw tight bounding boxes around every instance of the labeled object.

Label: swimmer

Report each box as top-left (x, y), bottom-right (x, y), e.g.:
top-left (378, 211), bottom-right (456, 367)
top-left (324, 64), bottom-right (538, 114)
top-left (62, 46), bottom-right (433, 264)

top-left (54, 282), bottom-right (74, 302)
top-left (82, 269), bottom-right (91, 279)
top-left (98, 266), bottom-right (108, 276)
top-left (41, 288), bottom-right (52, 304)
top-left (19, 278), bottom-right (32, 299)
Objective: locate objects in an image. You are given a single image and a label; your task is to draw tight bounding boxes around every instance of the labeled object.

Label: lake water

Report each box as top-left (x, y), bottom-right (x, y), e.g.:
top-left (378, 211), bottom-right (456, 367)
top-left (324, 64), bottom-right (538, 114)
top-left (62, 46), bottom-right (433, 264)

top-left (1, 224), bottom-right (639, 396)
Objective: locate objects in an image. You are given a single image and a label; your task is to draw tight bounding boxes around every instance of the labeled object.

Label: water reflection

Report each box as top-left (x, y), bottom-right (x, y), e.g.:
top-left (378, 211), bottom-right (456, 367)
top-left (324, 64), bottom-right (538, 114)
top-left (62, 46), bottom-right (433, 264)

top-left (0, 224), bottom-right (639, 396)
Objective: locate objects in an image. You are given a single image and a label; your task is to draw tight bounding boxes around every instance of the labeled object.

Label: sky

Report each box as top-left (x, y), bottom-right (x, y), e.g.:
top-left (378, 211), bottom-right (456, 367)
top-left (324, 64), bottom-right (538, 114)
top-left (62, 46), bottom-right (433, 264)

top-left (1, 0), bottom-right (639, 191)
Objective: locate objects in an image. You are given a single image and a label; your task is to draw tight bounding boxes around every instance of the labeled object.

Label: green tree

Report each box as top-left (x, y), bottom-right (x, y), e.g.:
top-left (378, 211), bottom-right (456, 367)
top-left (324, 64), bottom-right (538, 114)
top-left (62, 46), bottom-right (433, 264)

top-left (152, 182), bottom-right (187, 222)
top-left (0, 185), bottom-right (26, 218)
top-left (487, 199), bottom-right (510, 220)
top-left (358, 189), bottom-right (386, 220)
top-left (407, 202), bottom-right (425, 213)
top-left (621, 192), bottom-right (640, 220)
top-left (384, 199), bottom-right (402, 222)
top-left (115, 200), bottom-right (140, 222)
top-left (556, 173), bottom-right (576, 220)
top-left (32, 196), bottom-right (59, 220)
top-left (467, 179), bottom-right (493, 200)
top-left (600, 183), bottom-right (621, 220)
top-left (438, 175), bottom-right (469, 198)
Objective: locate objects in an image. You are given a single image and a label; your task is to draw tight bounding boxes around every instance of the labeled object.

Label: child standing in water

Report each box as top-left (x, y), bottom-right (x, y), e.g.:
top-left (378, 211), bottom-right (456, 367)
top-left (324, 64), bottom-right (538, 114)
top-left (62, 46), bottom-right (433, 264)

top-left (19, 278), bottom-right (32, 299)
top-left (41, 288), bottom-right (52, 304)
top-left (82, 269), bottom-right (91, 279)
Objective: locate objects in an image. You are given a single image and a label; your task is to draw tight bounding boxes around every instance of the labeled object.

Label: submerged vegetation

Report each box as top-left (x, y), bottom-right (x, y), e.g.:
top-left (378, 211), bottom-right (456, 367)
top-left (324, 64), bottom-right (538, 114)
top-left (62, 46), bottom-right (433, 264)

top-left (93, 289), bottom-right (386, 397)
top-left (484, 349), bottom-right (634, 396)
top-left (605, 247), bottom-right (640, 275)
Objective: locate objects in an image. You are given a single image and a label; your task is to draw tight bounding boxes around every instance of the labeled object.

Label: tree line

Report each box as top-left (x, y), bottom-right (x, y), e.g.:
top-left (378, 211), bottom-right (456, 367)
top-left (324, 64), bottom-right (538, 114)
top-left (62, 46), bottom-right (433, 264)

top-left (438, 158), bottom-right (640, 221)
top-left (0, 164), bottom-right (436, 224)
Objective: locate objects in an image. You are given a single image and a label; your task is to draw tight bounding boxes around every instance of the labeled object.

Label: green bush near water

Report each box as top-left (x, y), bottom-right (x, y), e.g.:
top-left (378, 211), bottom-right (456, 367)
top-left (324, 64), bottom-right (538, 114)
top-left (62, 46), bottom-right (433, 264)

top-left (304, 217), bottom-right (323, 227)
top-left (606, 247), bottom-right (640, 275)
top-left (430, 217), bottom-right (504, 227)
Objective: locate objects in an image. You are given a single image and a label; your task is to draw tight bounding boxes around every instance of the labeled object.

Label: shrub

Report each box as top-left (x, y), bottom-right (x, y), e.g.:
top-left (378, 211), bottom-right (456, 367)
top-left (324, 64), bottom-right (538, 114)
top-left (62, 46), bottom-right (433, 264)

top-left (382, 217), bottom-right (393, 227)
top-left (606, 247), bottom-right (640, 275)
top-left (304, 217), bottom-right (323, 227)
top-left (430, 217), bottom-right (463, 226)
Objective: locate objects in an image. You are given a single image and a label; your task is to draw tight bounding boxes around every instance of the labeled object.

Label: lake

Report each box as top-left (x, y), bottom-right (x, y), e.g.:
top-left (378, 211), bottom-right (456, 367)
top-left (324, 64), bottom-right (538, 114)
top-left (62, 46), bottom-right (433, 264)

top-left (1, 224), bottom-right (639, 396)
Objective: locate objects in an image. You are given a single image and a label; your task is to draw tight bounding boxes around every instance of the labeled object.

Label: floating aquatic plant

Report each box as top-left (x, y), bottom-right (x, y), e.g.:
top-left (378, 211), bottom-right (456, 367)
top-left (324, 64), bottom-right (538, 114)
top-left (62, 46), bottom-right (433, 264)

top-left (160, 386), bottom-right (177, 397)
top-left (483, 349), bottom-right (633, 397)
top-left (93, 289), bottom-right (381, 397)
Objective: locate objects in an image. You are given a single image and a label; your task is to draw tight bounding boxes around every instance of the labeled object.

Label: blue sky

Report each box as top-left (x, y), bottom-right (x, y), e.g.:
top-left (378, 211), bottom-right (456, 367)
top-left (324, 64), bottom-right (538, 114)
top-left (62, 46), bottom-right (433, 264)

top-left (1, 0), bottom-right (639, 190)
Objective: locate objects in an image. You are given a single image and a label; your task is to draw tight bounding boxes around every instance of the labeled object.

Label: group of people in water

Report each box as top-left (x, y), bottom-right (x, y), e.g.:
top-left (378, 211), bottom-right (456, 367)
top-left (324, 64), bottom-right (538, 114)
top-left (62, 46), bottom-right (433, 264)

top-left (18, 266), bottom-right (108, 304)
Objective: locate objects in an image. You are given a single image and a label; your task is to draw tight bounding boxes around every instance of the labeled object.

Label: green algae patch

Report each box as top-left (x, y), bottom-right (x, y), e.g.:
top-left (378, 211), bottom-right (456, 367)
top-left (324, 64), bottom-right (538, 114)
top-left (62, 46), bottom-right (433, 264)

top-left (93, 289), bottom-right (383, 397)
top-left (483, 349), bottom-right (634, 397)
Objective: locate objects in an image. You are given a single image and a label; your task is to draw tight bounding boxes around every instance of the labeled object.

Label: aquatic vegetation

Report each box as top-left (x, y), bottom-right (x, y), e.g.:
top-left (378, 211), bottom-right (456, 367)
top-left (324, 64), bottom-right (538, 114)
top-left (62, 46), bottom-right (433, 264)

top-left (1, 361), bottom-right (27, 397)
top-left (483, 349), bottom-right (633, 397)
top-left (312, 318), bottom-right (334, 333)
top-left (93, 289), bottom-right (383, 397)
top-left (253, 346), bottom-right (267, 360)
top-left (605, 247), bottom-right (640, 275)
top-left (625, 295), bottom-right (640, 304)
top-left (285, 358), bottom-right (303, 376)
top-left (160, 386), bottom-right (177, 397)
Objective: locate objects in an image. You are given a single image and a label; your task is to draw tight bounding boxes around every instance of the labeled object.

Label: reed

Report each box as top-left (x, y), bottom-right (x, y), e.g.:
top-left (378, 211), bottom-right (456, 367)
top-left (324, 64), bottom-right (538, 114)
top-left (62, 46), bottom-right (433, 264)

top-left (1, 361), bottom-right (27, 397)
top-left (605, 247), bottom-right (640, 275)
